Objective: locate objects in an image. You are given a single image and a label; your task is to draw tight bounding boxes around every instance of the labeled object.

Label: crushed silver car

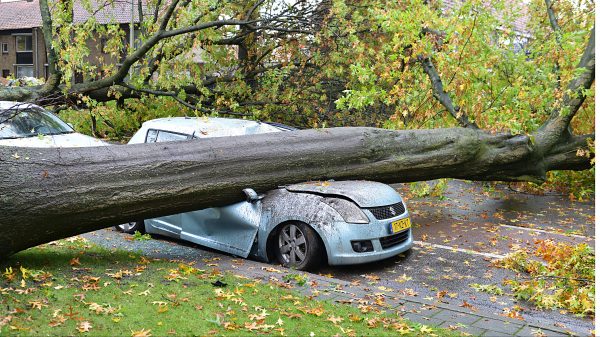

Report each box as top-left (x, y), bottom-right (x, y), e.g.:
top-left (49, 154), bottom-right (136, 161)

top-left (119, 117), bottom-right (413, 270)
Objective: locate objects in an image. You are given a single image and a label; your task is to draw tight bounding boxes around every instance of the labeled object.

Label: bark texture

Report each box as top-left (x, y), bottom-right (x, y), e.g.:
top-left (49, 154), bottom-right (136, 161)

top-left (0, 126), bottom-right (592, 257)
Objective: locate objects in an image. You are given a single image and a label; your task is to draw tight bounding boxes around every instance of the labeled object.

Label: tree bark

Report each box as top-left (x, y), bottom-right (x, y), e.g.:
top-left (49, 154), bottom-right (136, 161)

top-left (0, 126), bottom-right (592, 257)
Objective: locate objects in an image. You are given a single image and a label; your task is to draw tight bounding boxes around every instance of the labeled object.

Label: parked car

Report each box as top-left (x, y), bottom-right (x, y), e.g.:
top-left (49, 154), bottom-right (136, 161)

top-left (120, 117), bottom-right (413, 270)
top-left (0, 101), bottom-right (106, 147)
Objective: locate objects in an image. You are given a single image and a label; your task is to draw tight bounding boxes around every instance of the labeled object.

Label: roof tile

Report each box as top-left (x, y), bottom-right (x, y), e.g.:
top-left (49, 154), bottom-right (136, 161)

top-left (0, 0), bottom-right (147, 30)
top-left (0, 0), bottom-right (42, 30)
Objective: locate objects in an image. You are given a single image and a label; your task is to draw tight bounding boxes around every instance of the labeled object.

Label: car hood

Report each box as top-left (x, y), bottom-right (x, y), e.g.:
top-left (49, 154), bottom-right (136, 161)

top-left (285, 181), bottom-right (403, 208)
top-left (0, 133), bottom-right (108, 148)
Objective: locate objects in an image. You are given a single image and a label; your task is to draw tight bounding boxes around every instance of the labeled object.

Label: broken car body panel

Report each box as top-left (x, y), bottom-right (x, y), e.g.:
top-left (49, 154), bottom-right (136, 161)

top-left (144, 198), bottom-right (262, 258)
top-left (180, 201), bottom-right (261, 257)
top-left (285, 180), bottom-right (403, 207)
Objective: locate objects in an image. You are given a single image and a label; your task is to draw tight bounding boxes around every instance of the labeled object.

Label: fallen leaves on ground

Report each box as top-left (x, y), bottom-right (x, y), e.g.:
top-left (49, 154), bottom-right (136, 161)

top-left (77, 321), bottom-right (92, 333)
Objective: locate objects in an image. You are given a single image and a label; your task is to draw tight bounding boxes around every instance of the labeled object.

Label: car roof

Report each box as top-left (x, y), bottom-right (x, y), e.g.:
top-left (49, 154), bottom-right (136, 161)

top-left (0, 101), bottom-right (41, 110)
top-left (139, 117), bottom-right (284, 138)
top-left (143, 116), bottom-right (261, 129)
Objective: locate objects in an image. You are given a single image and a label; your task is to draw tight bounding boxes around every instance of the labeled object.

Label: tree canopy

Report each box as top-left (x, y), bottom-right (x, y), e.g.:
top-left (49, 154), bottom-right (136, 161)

top-left (0, 0), bottom-right (594, 134)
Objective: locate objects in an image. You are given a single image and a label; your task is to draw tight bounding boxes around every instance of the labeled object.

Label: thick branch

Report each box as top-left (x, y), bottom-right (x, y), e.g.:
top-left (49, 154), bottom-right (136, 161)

top-left (545, 133), bottom-right (594, 171)
top-left (161, 19), bottom-right (258, 39)
top-left (39, 0), bottom-right (61, 94)
top-left (120, 82), bottom-right (202, 113)
top-left (419, 56), bottom-right (479, 129)
top-left (545, 0), bottom-right (563, 86)
top-left (70, 19), bottom-right (258, 95)
top-left (544, 0), bottom-right (561, 34)
top-left (536, 26), bottom-right (595, 151)
top-left (159, 0), bottom-right (181, 31)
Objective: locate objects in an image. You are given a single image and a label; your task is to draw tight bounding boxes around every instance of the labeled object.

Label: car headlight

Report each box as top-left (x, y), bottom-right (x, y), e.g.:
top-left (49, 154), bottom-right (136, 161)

top-left (323, 197), bottom-right (370, 224)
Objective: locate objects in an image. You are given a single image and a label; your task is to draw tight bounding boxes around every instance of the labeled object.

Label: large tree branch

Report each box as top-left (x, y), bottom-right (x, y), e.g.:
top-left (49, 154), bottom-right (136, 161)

top-left (158, 0), bottom-right (182, 31)
top-left (545, 0), bottom-right (563, 87)
top-left (4, 125), bottom-right (592, 257)
top-left (544, 0), bottom-right (561, 34)
top-left (70, 19), bottom-right (260, 95)
top-left (419, 56), bottom-right (479, 129)
top-left (160, 19), bottom-right (258, 39)
top-left (545, 133), bottom-right (594, 171)
top-left (244, 0), bottom-right (266, 21)
top-left (152, 0), bottom-right (162, 23)
top-left (38, 0), bottom-right (61, 95)
top-left (0, 125), bottom-right (592, 256)
top-left (535, 26), bottom-right (595, 152)
top-left (120, 82), bottom-right (209, 114)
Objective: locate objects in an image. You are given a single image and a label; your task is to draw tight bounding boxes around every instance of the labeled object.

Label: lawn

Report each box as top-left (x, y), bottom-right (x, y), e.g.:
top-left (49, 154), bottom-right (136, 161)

top-left (0, 237), bottom-right (459, 336)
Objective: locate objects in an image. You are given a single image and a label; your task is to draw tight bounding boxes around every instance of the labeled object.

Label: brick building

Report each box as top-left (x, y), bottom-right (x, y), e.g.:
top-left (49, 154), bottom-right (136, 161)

top-left (0, 0), bottom-right (144, 79)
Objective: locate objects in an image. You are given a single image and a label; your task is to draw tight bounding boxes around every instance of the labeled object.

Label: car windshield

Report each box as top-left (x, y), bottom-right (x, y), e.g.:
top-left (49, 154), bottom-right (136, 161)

top-left (0, 107), bottom-right (73, 139)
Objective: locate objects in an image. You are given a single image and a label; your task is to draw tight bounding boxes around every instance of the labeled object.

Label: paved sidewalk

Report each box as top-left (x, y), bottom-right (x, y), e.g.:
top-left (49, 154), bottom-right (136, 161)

top-left (215, 260), bottom-right (576, 337)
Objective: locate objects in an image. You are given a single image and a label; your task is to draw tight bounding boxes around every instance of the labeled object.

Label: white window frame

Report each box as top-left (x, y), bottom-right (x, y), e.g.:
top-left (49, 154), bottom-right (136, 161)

top-left (1, 43), bottom-right (8, 54)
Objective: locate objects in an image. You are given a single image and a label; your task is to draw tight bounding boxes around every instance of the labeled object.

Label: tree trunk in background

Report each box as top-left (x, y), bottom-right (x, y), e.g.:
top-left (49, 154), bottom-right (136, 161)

top-left (0, 127), bottom-right (591, 257)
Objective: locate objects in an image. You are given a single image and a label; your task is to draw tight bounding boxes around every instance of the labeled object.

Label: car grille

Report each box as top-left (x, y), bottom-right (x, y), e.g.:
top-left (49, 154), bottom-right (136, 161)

top-left (366, 202), bottom-right (406, 220)
top-left (379, 230), bottom-right (410, 250)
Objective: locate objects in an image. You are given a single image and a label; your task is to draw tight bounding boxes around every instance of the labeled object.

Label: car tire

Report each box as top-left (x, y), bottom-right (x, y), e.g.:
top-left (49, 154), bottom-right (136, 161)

top-left (275, 222), bottom-right (323, 271)
top-left (114, 220), bottom-right (145, 234)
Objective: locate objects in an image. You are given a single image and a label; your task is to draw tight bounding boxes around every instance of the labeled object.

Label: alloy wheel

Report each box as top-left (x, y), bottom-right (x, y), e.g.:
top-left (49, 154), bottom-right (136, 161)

top-left (278, 223), bottom-right (308, 265)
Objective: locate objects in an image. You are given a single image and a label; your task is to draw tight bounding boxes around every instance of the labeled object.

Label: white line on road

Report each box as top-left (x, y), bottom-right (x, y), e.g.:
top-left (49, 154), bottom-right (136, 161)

top-left (499, 224), bottom-right (591, 239)
top-left (414, 241), bottom-right (506, 259)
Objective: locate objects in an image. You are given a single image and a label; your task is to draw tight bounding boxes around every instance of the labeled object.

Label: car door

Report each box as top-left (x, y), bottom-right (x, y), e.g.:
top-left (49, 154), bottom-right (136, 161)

top-left (179, 200), bottom-right (262, 258)
top-left (142, 129), bottom-right (193, 237)
top-left (143, 127), bottom-right (262, 257)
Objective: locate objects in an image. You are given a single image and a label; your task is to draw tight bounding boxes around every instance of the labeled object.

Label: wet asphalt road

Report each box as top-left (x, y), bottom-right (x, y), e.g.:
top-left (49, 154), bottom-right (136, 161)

top-left (86, 180), bottom-right (594, 335)
top-left (319, 180), bottom-right (595, 335)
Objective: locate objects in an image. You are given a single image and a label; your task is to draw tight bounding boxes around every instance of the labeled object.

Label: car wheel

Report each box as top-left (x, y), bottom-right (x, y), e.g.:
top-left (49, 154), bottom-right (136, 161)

top-left (114, 220), bottom-right (145, 234)
top-left (275, 222), bottom-right (322, 271)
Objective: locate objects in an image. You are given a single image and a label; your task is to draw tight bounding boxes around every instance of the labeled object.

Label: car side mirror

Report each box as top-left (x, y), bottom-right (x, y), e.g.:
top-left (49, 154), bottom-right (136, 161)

top-left (243, 188), bottom-right (263, 203)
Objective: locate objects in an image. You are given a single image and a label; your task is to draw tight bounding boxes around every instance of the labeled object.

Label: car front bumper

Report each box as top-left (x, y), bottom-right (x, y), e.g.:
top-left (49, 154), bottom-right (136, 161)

top-left (323, 213), bottom-right (414, 266)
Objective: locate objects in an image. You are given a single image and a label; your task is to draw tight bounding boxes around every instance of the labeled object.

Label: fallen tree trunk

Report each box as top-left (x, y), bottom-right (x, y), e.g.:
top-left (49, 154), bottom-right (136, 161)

top-left (0, 126), bottom-right (592, 257)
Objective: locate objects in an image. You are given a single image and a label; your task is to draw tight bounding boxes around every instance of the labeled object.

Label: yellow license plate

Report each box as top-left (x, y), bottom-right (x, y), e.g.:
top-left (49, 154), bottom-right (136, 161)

top-left (391, 218), bottom-right (411, 233)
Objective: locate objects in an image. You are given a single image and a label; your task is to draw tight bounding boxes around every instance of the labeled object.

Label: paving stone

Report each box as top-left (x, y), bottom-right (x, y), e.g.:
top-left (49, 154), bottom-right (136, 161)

top-left (432, 310), bottom-right (482, 325)
top-left (402, 312), bottom-right (444, 327)
top-left (419, 307), bottom-right (443, 318)
top-left (473, 318), bottom-right (524, 335)
top-left (482, 329), bottom-right (513, 337)
top-left (439, 321), bottom-right (486, 337)
top-left (395, 302), bottom-right (442, 317)
top-left (515, 327), bottom-right (570, 337)
top-left (393, 301), bottom-right (423, 311)
top-left (538, 329), bottom-right (570, 337)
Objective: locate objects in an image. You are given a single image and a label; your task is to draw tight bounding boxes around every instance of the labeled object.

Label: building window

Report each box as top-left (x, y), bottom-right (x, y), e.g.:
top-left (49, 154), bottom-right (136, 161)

top-left (1, 43), bottom-right (7, 54)
top-left (15, 65), bottom-right (33, 78)
top-left (15, 35), bottom-right (32, 52)
top-left (2, 69), bottom-right (9, 78)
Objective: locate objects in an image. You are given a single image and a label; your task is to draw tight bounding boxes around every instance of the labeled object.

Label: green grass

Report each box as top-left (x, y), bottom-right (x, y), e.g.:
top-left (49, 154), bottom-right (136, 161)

top-left (0, 238), bottom-right (459, 336)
